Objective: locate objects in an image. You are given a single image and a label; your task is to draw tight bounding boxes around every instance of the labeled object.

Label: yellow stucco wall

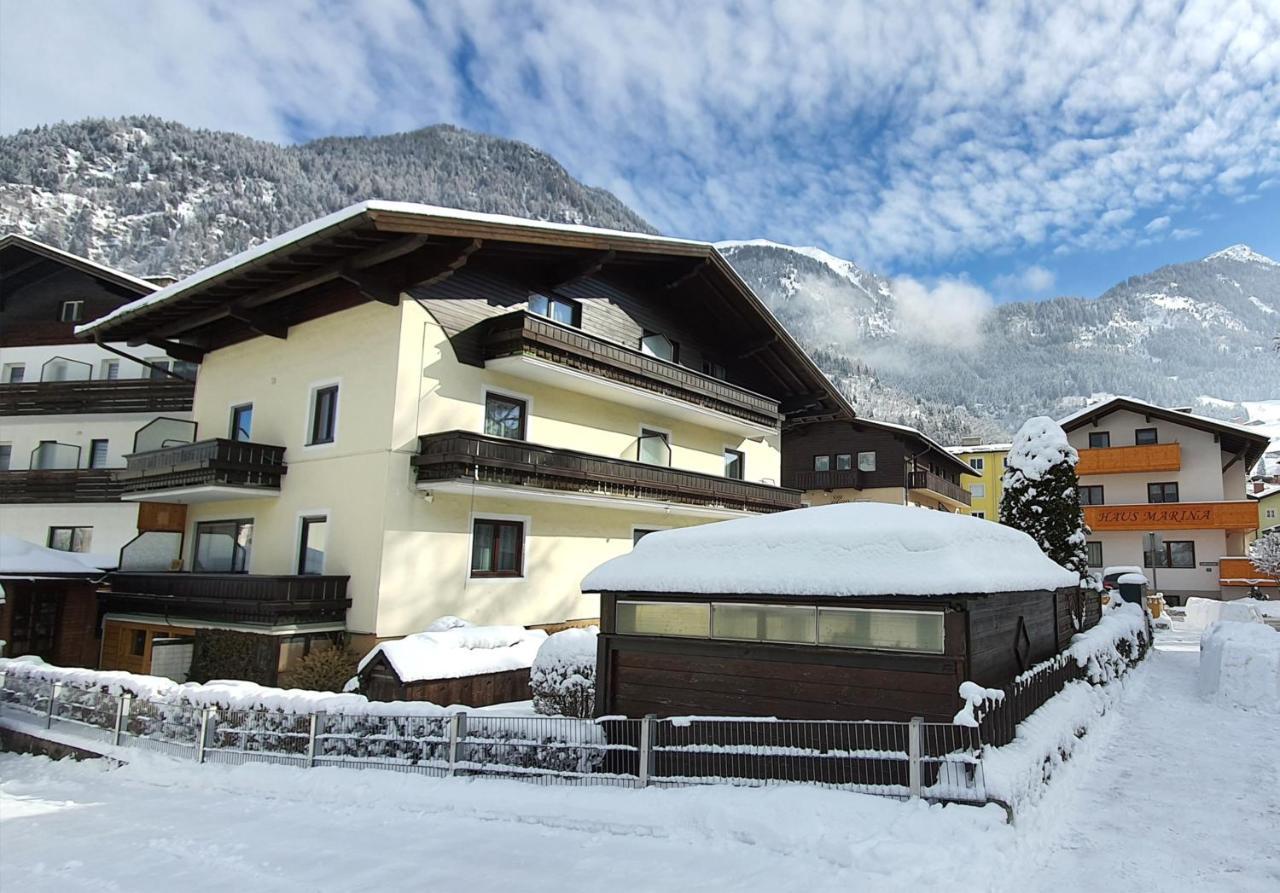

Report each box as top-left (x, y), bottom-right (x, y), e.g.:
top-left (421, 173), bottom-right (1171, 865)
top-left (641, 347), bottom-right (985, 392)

top-left (950, 448), bottom-right (1008, 519)
top-left (181, 297), bottom-right (786, 637)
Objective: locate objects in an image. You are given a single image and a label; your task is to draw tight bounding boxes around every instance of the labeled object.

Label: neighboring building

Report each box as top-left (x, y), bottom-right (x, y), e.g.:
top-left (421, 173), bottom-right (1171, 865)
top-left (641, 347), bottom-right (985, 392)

top-left (0, 234), bottom-right (196, 564)
top-left (76, 201), bottom-right (851, 676)
top-left (0, 535), bottom-right (112, 665)
top-left (1059, 397), bottom-right (1270, 604)
top-left (783, 417), bottom-right (976, 512)
top-left (1250, 481), bottom-right (1280, 536)
top-left (945, 439), bottom-right (1011, 520)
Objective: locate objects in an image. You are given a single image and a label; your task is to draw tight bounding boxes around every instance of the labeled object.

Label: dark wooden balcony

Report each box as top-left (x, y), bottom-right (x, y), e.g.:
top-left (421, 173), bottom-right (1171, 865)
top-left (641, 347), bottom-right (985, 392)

top-left (116, 438), bottom-right (286, 501)
top-left (414, 430), bottom-right (801, 513)
top-left (789, 468), bottom-right (864, 491)
top-left (100, 572), bottom-right (350, 625)
top-left (482, 311), bottom-right (782, 429)
top-left (0, 378), bottom-right (194, 416)
top-left (908, 470), bottom-right (972, 507)
top-left (0, 469), bottom-right (127, 504)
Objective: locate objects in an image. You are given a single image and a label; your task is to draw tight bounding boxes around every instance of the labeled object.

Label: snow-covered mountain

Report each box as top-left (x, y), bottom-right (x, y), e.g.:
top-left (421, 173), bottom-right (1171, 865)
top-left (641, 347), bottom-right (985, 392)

top-left (719, 240), bottom-right (1280, 439)
top-left (2, 116), bottom-right (1276, 445)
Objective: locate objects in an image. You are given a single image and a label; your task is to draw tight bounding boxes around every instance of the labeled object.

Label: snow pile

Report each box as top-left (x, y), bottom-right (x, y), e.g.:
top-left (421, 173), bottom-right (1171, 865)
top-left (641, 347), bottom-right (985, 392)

top-left (1197, 622), bottom-right (1280, 713)
top-left (357, 622), bottom-right (548, 683)
top-left (530, 627), bottom-right (598, 718)
top-left (1184, 596), bottom-right (1265, 631)
top-left (1004, 416), bottom-right (1077, 481)
top-left (1067, 602), bottom-right (1149, 684)
top-left (1116, 573), bottom-right (1147, 586)
top-left (953, 682), bottom-right (1004, 728)
top-left (583, 503), bottom-right (1079, 596)
top-left (0, 535), bottom-right (113, 576)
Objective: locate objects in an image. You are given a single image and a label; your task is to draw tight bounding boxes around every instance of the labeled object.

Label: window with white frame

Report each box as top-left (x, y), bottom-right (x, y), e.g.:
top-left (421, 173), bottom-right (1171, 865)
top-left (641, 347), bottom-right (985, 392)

top-left (3, 363), bottom-right (25, 383)
top-left (484, 392), bottom-right (527, 440)
top-left (969, 457), bottom-right (984, 471)
top-left (100, 359), bottom-right (120, 380)
top-left (471, 518), bottom-right (524, 577)
top-left (58, 300), bottom-right (84, 322)
top-left (971, 483), bottom-right (986, 498)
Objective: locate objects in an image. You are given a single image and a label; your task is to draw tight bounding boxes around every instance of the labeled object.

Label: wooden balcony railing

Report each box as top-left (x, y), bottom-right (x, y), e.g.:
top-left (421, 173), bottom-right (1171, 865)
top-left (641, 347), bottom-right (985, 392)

top-left (414, 430), bottom-right (801, 513)
top-left (0, 469), bottom-right (127, 504)
top-left (100, 572), bottom-right (350, 624)
top-left (1084, 501), bottom-right (1258, 532)
top-left (482, 311), bottom-right (782, 429)
top-left (0, 378), bottom-right (195, 416)
top-left (908, 470), bottom-right (972, 507)
top-left (1218, 556), bottom-right (1278, 587)
top-left (116, 438), bottom-right (287, 497)
top-left (788, 468), bottom-right (864, 491)
top-left (1076, 443), bottom-right (1181, 476)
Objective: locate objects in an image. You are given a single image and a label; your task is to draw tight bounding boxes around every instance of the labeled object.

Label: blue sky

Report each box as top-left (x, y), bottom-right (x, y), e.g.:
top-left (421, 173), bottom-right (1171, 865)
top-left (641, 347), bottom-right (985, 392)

top-left (2, 0), bottom-right (1278, 306)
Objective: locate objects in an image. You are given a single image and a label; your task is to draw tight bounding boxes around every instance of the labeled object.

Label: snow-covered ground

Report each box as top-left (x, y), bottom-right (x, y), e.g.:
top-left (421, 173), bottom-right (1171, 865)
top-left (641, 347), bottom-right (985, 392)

top-left (2, 621), bottom-right (1277, 892)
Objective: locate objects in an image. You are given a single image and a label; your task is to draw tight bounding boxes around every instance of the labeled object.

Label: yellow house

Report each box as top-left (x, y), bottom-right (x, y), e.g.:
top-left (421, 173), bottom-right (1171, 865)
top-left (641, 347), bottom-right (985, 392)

top-left (77, 201), bottom-right (851, 675)
top-left (1250, 482), bottom-right (1280, 537)
top-left (945, 440), bottom-right (1011, 520)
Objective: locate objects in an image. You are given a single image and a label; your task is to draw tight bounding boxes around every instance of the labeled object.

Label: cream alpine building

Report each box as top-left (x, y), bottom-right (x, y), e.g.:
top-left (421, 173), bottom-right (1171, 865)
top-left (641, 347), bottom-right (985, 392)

top-left (77, 202), bottom-right (851, 673)
top-left (1059, 397), bottom-right (1269, 604)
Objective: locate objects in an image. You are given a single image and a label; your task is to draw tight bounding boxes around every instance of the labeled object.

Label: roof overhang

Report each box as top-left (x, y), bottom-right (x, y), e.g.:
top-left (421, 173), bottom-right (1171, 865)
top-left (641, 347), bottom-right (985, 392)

top-left (75, 201), bottom-right (853, 425)
top-left (0, 233), bottom-right (158, 297)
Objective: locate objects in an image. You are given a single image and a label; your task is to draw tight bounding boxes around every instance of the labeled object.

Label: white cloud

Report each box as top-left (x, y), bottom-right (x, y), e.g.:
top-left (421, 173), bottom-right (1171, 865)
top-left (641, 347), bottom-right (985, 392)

top-left (993, 265), bottom-right (1056, 296)
top-left (1145, 216), bottom-right (1171, 233)
top-left (891, 276), bottom-right (994, 350)
top-left (1171, 227), bottom-right (1202, 240)
top-left (2, 0), bottom-right (1278, 268)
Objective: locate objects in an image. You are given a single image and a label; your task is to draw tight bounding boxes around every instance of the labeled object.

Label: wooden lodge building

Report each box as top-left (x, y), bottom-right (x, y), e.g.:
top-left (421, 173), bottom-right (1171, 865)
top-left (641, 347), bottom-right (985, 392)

top-left (584, 503), bottom-right (1096, 723)
top-left (783, 417), bottom-right (977, 513)
top-left (72, 201), bottom-right (852, 679)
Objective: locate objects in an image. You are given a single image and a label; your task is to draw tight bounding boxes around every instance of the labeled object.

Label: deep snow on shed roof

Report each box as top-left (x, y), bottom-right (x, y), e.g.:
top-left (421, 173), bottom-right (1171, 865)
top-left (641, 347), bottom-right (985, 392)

top-left (357, 623), bottom-right (548, 683)
top-left (582, 503), bottom-right (1079, 597)
top-left (0, 536), bottom-right (116, 577)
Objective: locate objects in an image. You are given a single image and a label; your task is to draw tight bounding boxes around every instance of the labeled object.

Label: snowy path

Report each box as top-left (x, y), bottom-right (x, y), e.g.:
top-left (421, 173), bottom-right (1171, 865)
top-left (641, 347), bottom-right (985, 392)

top-left (2, 624), bottom-right (1277, 892)
top-left (1013, 626), bottom-right (1280, 892)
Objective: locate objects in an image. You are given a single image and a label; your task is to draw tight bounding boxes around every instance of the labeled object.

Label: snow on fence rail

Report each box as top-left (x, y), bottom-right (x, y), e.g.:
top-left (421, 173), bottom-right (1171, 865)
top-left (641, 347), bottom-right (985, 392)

top-left (0, 659), bottom-right (985, 804)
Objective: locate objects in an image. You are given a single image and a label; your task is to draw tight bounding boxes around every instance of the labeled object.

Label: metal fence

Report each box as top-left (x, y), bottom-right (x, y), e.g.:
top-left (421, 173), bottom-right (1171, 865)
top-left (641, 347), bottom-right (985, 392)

top-left (0, 673), bottom-right (986, 805)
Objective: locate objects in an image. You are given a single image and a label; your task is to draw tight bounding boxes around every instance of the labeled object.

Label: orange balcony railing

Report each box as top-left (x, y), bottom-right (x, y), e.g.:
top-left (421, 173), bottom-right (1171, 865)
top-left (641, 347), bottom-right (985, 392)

top-left (1218, 556), bottom-right (1278, 587)
top-left (1084, 501), bottom-right (1257, 532)
top-left (1076, 443), bottom-right (1181, 475)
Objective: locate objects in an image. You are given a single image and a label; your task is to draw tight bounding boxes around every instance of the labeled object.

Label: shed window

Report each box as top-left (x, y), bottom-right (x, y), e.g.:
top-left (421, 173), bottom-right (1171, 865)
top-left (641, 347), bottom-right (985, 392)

top-left (471, 519), bottom-right (523, 577)
top-left (833, 454), bottom-right (852, 471)
top-left (615, 601), bottom-right (710, 638)
top-left (813, 455), bottom-right (831, 472)
top-left (817, 607), bottom-right (945, 654)
top-left (711, 603), bottom-right (817, 644)
top-left (1135, 428), bottom-right (1158, 446)
top-left (528, 293), bottom-right (580, 326)
top-left (1088, 431), bottom-right (1111, 448)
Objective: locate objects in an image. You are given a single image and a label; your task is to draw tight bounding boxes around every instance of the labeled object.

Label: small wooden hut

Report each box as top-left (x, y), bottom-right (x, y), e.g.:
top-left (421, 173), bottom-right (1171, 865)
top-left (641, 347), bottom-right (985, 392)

top-left (583, 503), bottom-right (1099, 722)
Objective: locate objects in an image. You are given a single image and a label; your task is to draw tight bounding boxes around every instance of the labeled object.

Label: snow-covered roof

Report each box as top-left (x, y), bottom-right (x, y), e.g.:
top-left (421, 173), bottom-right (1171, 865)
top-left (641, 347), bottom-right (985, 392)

top-left (582, 503), bottom-right (1079, 597)
top-left (357, 621), bottom-right (548, 683)
top-left (77, 200), bottom-right (710, 337)
top-left (0, 536), bottom-right (115, 577)
top-left (1058, 395), bottom-right (1270, 442)
top-left (0, 232), bottom-right (158, 295)
top-left (1248, 484), bottom-right (1280, 500)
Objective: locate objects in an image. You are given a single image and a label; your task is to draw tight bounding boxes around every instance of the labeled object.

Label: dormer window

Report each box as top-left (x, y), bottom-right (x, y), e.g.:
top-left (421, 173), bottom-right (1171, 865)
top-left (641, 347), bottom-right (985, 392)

top-left (528, 293), bottom-right (580, 327)
top-left (640, 331), bottom-right (679, 363)
top-left (58, 300), bottom-right (84, 323)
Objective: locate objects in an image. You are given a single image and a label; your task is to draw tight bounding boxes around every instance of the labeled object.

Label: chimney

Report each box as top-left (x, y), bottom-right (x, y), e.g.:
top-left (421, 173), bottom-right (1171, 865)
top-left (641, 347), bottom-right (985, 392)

top-left (1254, 481), bottom-right (1265, 494)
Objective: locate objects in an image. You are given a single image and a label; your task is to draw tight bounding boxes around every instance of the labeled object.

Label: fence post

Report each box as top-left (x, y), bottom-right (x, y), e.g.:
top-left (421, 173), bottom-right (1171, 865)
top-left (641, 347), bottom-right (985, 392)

top-left (908, 716), bottom-right (923, 800)
top-left (446, 711), bottom-right (468, 777)
top-left (306, 711), bottom-right (324, 768)
top-left (113, 693), bottom-right (132, 748)
top-left (638, 713), bottom-right (656, 788)
top-left (196, 706), bottom-right (216, 763)
top-left (46, 682), bottom-right (62, 729)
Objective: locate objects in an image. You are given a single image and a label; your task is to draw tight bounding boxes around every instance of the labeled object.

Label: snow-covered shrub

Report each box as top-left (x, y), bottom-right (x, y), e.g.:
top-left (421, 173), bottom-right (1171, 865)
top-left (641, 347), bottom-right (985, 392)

top-left (530, 627), bottom-right (598, 718)
top-left (1247, 531), bottom-right (1280, 579)
top-left (999, 417), bottom-right (1090, 585)
top-left (1197, 621), bottom-right (1280, 713)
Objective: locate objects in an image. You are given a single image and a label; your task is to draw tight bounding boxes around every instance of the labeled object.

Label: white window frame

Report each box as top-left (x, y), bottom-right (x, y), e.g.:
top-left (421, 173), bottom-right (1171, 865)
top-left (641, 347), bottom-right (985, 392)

top-left (636, 423), bottom-right (673, 467)
top-left (969, 457), bottom-right (984, 471)
top-left (971, 483), bottom-right (986, 499)
top-left (99, 358), bottom-right (120, 380)
top-left (303, 377), bottom-right (342, 450)
top-left (293, 508), bottom-right (332, 575)
top-left (481, 384), bottom-right (535, 441)
top-left (2, 362), bottom-right (26, 383)
top-left (466, 511), bottom-right (532, 583)
top-left (59, 300), bottom-right (85, 323)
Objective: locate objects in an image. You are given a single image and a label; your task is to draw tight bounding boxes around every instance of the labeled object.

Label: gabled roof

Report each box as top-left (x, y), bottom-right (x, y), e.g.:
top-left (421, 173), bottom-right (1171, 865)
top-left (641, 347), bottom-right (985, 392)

top-left (75, 201), bottom-right (853, 423)
top-left (847, 416), bottom-right (979, 478)
top-left (945, 442), bottom-right (1012, 455)
top-left (0, 233), bottom-right (158, 296)
top-left (1059, 396), bottom-right (1271, 469)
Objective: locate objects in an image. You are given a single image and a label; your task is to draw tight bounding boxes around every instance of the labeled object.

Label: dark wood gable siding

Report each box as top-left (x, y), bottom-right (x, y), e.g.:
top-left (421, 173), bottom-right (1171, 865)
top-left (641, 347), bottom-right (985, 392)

top-left (781, 420), bottom-right (909, 490)
top-left (1, 266), bottom-right (148, 348)
top-left (963, 590), bottom-right (1060, 688)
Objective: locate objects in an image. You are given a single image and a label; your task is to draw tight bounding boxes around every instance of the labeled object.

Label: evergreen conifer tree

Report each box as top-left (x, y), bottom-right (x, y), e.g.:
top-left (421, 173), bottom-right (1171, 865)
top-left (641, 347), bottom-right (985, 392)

top-left (1249, 531), bottom-right (1280, 579)
top-left (999, 416), bottom-right (1090, 583)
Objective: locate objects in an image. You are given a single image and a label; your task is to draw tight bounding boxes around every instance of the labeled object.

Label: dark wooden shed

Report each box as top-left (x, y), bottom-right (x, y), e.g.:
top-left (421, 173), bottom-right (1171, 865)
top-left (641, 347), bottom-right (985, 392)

top-left (584, 503), bottom-right (1100, 722)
